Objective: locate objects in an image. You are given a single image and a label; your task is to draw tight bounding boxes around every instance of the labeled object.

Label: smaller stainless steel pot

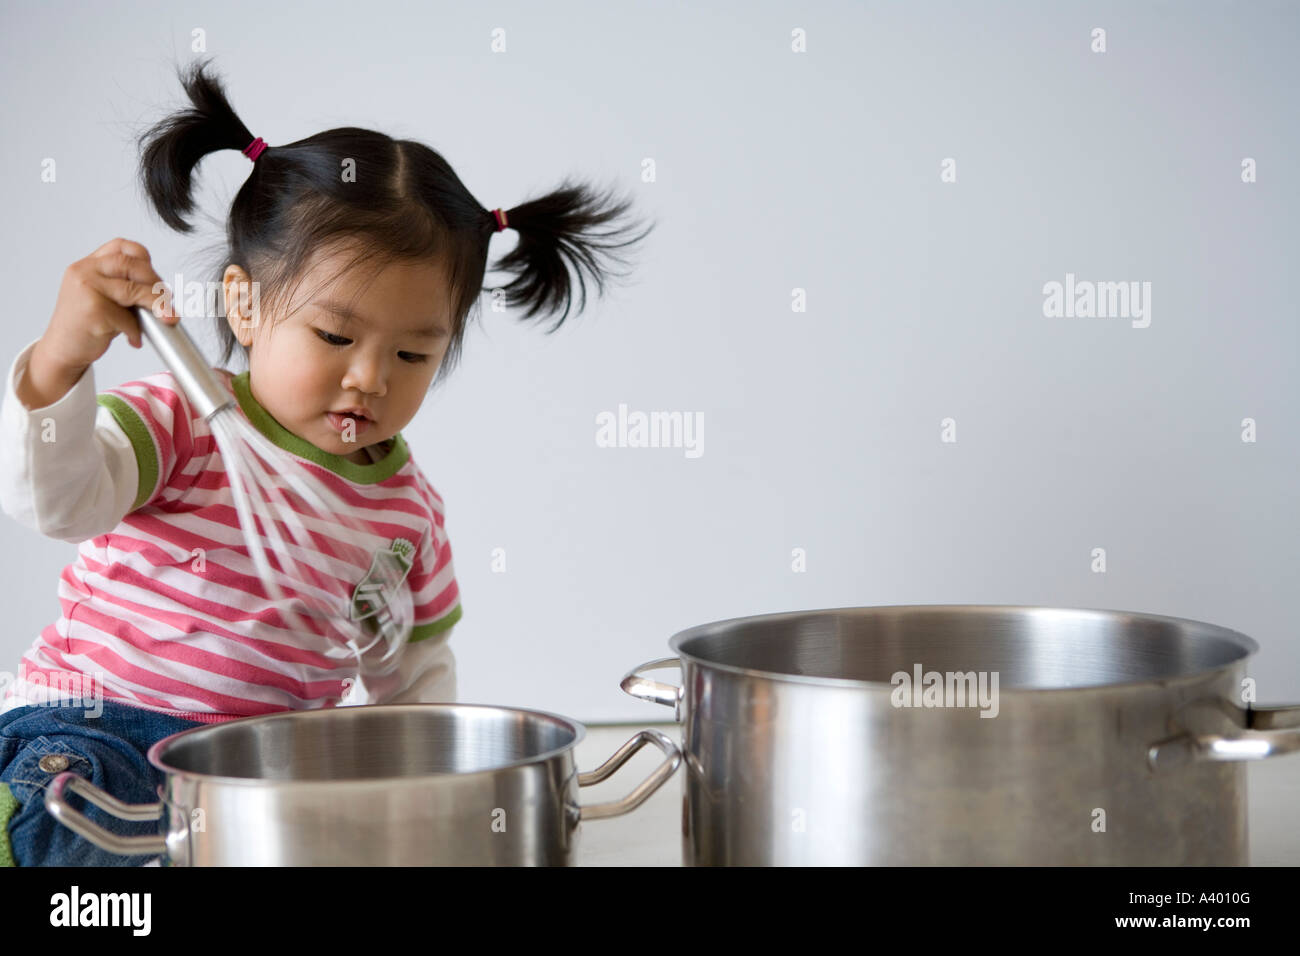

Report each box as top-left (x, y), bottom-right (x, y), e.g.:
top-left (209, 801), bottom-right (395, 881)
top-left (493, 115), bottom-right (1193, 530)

top-left (44, 703), bottom-right (680, 866)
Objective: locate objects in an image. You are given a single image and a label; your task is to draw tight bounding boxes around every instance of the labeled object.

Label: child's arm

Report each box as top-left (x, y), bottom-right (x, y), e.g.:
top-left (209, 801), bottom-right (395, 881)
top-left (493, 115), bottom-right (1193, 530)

top-left (0, 337), bottom-right (142, 541)
top-left (0, 239), bottom-right (182, 541)
top-left (382, 630), bottom-right (458, 703)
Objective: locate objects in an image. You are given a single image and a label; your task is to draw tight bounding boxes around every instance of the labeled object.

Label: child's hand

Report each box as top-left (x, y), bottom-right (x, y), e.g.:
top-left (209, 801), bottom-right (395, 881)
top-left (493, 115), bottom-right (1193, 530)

top-left (44, 237), bottom-right (181, 364)
top-left (19, 239), bottom-right (182, 409)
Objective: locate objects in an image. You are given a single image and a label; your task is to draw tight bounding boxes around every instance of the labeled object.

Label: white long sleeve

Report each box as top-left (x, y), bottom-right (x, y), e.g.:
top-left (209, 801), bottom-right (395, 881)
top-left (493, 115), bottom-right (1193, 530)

top-left (338, 630), bottom-right (457, 705)
top-left (381, 631), bottom-right (457, 703)
top-left (0, 338), bottom-right (139, 543)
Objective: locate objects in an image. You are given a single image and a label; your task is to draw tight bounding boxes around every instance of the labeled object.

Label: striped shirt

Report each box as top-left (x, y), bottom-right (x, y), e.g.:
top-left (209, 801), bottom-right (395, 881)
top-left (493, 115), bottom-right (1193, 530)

top-left (0, 337), bottom-right (462, 723)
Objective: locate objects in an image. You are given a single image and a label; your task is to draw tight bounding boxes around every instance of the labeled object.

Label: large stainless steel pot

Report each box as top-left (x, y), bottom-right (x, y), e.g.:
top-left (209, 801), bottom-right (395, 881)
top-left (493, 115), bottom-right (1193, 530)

top-left (44, 703), bottom-right (680, 865)
top-left (621, 605), bottom-right (1300, 865)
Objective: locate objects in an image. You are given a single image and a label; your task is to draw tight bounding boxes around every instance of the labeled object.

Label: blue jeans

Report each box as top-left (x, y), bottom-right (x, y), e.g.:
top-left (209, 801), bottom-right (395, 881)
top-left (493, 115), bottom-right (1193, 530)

top-left (0, 700), bottom-right (206, 866)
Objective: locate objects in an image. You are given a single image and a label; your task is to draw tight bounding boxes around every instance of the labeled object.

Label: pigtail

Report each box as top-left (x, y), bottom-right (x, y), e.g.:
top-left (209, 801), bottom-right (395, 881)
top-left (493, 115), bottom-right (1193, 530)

top-left (132, 53), bottom-right (656, 379)
top-left (137, 57), bottom-right (258, 234)
top-left (488, 176), bottom-right (656, 332)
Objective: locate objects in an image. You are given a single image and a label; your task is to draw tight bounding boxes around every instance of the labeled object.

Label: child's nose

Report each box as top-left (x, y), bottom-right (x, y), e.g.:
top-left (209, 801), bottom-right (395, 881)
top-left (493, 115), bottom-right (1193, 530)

top-left (341, 352), bottom-right (388, 396)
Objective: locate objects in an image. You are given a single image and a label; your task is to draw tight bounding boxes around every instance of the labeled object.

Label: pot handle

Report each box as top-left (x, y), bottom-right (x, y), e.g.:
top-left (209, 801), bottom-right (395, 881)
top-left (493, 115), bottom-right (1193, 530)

top-left (619, 657), bottom-right (683, 721)
top-left (44, 772), bottom-right (167, 856)
top-left (577, 729), bottom-right (681, 821)
top-left (1147, 703), bottom-right (1300, 770)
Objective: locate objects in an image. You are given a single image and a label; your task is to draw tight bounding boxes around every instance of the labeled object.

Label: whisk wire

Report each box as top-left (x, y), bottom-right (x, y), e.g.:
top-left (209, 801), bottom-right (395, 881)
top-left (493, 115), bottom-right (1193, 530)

top-left (212, 409), bottom-right (410, 674)
top-left (136, 303), bottom-right (415, 684)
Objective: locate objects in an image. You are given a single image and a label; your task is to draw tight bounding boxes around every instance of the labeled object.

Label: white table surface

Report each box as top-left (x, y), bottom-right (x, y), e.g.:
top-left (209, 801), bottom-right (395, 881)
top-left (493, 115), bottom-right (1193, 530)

top-left (573, 722), bottom-right (1300, 866)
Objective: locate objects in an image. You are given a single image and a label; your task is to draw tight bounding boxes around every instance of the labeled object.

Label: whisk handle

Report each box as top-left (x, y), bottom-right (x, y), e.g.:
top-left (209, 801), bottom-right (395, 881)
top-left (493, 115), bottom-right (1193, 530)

top-left (135, 305), bottom-right (235, 421)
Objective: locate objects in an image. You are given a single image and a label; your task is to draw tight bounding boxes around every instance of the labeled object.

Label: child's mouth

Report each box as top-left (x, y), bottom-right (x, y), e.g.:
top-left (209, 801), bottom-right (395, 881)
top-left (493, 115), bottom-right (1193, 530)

top-left (326, 411), bottom-right (373, 435)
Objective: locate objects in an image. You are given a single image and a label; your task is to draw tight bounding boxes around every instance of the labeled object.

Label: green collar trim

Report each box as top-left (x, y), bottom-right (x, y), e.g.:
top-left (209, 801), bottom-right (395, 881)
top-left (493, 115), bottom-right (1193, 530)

top-left (229, 372), bottom-right (409, 484)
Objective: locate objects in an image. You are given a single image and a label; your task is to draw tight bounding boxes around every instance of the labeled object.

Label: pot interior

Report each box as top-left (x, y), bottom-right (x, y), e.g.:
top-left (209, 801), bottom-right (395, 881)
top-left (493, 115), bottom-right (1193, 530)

top-left (671, 605), bottom-right (1255, 689)
top-left (154, 704), bottom-right (580, 781)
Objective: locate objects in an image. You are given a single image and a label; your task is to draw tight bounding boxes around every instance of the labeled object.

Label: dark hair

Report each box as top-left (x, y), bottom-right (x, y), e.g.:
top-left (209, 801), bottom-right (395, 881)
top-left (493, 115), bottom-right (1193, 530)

top-left (136, 56), bottom-right (654, 388)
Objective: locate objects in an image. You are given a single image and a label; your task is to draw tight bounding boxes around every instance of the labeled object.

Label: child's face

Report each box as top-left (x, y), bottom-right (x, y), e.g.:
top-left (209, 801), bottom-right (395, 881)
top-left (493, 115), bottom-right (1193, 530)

top-left (223, 243), bottom-right (451, 463)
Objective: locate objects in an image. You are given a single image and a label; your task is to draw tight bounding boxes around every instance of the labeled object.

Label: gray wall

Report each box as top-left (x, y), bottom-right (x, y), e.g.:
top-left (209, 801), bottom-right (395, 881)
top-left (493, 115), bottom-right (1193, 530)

top-left (0, 0), bottom-right (1295, 721)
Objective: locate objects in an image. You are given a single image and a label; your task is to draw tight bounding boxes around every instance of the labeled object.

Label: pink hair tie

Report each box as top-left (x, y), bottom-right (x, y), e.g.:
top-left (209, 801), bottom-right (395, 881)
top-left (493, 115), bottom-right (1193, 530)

top-left (243, 137), bottom-right (268, 162)
top-left (492, 208), bottom-right (509, 232)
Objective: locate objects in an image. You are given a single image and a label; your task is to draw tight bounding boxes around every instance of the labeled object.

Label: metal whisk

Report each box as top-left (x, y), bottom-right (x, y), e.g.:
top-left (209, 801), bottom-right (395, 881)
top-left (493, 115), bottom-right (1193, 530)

top-left (134, 304), bottom-right (413, 677)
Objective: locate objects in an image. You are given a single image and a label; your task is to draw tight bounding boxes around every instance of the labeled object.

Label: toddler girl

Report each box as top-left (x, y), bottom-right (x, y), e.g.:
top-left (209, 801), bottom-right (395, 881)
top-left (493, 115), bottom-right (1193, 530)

top-left (0, 57), bottom-right (652, 866)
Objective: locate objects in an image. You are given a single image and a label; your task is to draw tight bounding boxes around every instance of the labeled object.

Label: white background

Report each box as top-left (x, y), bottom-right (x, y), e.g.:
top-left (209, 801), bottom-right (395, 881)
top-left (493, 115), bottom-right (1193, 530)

top-left (0, 0), bottom-right (1296, 720)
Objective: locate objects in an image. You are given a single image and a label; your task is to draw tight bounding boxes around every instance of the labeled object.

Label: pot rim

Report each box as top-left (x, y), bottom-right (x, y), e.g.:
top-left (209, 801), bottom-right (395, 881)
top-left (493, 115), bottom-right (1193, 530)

top-left (146, 702), bottom-right (588, 788)
top-left (667, 603), bottom-right (1260, 693)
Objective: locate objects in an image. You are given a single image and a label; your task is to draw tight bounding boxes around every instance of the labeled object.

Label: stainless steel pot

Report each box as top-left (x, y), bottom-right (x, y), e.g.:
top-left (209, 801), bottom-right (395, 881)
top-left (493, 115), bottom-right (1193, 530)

top-left (44, 703), bottom-right (680, 865)
top-left (621, 604), bottom-right (1300, 865)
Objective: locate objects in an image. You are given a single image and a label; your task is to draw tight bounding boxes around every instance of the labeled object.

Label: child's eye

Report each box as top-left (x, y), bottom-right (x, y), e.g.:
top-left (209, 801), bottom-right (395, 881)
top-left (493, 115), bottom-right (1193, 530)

top-left (316, 329), bottom-right (427, 364)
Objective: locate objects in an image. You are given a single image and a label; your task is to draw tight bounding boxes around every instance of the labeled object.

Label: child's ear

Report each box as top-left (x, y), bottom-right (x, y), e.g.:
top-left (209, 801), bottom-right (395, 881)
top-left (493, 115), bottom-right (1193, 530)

top-left (222, 264), bottom-right (257, 346)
